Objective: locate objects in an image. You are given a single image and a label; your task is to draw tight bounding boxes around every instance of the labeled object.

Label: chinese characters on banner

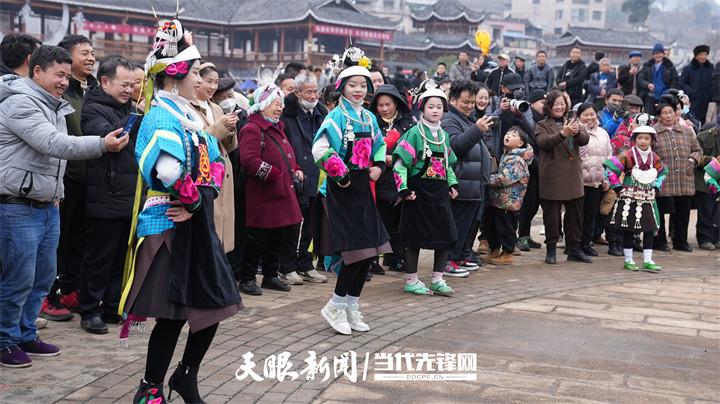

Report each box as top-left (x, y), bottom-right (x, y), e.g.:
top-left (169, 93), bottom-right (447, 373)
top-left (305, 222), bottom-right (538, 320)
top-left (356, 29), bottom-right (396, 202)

top-left (235, 351), bottom-right (477, 383)
top-left (83, 21), bottom-right (157, 36)
top-left (313, 24), bottom-right (393, 42)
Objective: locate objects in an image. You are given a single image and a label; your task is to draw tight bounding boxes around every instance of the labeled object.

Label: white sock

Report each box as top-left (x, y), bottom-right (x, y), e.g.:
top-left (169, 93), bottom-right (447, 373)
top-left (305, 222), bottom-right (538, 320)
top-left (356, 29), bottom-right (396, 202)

top-left (406, 273), bottom-right (419, 285)
top-left (432, 271), bottom-right (443, 284)
top-left (345, 295), bottom-right (359, 305)
top-left (331, 293), bottom-right (345, 304)
top-left (624, 248), bottom-right (634, 263)
top-left (643, 249), bottom-right (653, 263)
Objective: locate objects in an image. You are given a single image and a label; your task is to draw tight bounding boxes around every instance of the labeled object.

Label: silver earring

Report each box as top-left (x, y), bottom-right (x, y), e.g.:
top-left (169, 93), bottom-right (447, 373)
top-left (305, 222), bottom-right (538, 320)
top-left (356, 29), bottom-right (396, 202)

top-left (171, 84), bottom-right (179, 95)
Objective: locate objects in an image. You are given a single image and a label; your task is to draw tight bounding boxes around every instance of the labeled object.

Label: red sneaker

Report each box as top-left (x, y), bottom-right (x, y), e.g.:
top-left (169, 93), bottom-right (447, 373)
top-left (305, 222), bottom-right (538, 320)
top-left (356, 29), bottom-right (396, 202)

top-left (59, 291), bottom-right (80, 312)
top-left (39, 295), bottom-right (74, 321)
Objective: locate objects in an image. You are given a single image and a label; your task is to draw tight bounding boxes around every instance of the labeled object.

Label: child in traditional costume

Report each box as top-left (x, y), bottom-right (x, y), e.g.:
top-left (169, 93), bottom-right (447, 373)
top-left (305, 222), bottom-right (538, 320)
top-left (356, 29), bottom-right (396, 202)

top-left (603, 125), bottom-right (668, 272)
top-left (485, 127), bottom-right (534, 266)
top-left (312, 49), bottom-right (390, 335)
top-left (393, 86), bottom-right (459, 296)
top-left (703, 157), bottom-right (720, 232)
top-left (119, 17), bottom-right (242, 403)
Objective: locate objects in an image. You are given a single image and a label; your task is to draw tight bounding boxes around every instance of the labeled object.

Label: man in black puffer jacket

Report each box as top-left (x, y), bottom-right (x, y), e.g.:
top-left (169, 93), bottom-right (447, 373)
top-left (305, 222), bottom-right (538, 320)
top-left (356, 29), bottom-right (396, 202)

top-left (79, 55), bottom-right (141, 334)
top-left (637, 43), bottom-right (679, 114)
top-left (556, 47), bottom-right (588, 108)
top-left (441, 80), bottom-right (493, 276)
top-left (280, 73), bottom-right (328, 284)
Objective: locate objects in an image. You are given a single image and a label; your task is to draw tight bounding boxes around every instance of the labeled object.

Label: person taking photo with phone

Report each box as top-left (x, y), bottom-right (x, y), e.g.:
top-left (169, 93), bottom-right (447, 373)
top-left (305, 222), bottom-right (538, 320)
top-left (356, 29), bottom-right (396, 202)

top-left (78, 55), bottom-right (141, 334)
top-left (534, 89), bottom-right (591, 265)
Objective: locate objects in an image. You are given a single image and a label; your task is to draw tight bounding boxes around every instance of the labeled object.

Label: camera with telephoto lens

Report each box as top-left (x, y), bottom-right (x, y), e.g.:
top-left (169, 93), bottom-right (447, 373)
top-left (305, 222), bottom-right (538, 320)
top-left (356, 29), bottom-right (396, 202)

top-left (509, 99), bottom-right (530, 113)
top-left (506, 88), bottom-right (530, 112)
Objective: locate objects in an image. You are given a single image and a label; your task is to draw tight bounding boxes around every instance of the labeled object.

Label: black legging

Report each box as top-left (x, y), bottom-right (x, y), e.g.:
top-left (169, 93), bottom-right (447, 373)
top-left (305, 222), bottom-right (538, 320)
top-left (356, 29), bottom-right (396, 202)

top-left (334, 258), bottom-right (372, 297)
top-left (622, 231), bottom-right (653, 250)
top-left (144, 318), bottom-right (218, 384)
top-left (404, 247), bottom-right (449, 274)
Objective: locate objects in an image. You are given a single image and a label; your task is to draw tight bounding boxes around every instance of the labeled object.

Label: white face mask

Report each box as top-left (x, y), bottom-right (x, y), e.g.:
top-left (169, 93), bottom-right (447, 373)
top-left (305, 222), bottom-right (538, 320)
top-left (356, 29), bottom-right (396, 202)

top-left (219, 98), bottom-right (237, 114)
top-left (300, 98), bottom-right (318, 110)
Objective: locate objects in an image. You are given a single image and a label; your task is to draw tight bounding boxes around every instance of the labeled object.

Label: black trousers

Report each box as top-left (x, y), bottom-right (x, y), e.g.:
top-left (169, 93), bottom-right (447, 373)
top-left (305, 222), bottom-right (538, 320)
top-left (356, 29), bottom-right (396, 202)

top-left (623, 231), bottom-right (653, 250)
top-left (78, 218), bottom-right (130, 320)
top-left (449, 200), bottom-right (481, 261)
top-left (296, 199), bottom-right (315, 273)
top-left (54, 177), bottom-right (87, 295)
top-left (654, 196), bottom-right (693, 248)
top-left (518, 171), bottom-right (540, 237)
top-left (581, 186), bottom-right (603, 245)
top-left (695, 191), bottom-right (720, 244)
top-left (241, 225), bottom-right (296, 282)
top-left (541, 197), bottom-right (584, 246)
top-left (334, 258), bottom-right (372, 297)
top-left (485, 206), bottom-right (519, 253)
top-left (377, 200), bottom-right (405, 264)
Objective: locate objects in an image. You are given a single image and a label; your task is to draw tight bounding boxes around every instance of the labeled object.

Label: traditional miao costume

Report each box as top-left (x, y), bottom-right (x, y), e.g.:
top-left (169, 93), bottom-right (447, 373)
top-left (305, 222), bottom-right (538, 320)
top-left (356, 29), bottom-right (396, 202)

top-left (703, 157), bottom-right (720, 230)
top-left (393, 88), bottom-right (458, 296)
top-left (603, 129), bottom-right (668, 272)
top-left (118, 18), bottom-right (242, 403)
top-left (312, 62), bottom-right (390, 335)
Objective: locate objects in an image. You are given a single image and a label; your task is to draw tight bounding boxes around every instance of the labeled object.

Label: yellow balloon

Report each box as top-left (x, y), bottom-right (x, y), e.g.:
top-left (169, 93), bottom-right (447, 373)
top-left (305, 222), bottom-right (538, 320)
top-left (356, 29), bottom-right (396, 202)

top-left (475, 29), bottom-right (491, 56)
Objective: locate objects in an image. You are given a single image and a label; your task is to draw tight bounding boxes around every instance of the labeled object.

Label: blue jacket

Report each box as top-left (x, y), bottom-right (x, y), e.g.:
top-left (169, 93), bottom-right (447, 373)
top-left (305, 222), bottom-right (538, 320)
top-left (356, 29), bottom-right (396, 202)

top-left (598, 109), bottom-right (621, 138)
top-left (587, 71), bottom-right (618, 103)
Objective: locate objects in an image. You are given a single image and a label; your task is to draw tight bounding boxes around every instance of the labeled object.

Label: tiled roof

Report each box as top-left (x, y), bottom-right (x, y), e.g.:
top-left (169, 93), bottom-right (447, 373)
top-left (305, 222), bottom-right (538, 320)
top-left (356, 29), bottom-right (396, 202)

top-left (549, 27), bottom-right (663, 50)
top-left (42, 0), bottom-right (398, 29)
top-left (410, 0), bottom-right (485, 23)
top-left (358, 31), bottom-right (480, 51)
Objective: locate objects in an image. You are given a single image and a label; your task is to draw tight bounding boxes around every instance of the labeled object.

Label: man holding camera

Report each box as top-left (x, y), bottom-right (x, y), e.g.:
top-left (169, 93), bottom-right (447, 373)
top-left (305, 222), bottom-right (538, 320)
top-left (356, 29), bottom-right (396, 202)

top-left (596, 89), bottom-right (628, 138)
top-left (487, 73), bottom-right (536, 159)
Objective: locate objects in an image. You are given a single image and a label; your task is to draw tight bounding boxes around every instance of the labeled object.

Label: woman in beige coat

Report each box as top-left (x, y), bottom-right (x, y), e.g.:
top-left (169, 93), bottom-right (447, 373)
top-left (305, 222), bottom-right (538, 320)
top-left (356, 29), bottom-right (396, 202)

top-left (191, 62), bottom-right (239, 252)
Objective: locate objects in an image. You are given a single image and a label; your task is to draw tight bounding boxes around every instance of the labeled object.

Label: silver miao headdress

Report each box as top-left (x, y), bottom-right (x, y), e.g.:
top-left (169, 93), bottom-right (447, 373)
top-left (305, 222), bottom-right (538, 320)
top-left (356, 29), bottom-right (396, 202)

top-left (144, 6), bottom-right (201, 76)
top-left (327, 46), bottom-right (370, 70)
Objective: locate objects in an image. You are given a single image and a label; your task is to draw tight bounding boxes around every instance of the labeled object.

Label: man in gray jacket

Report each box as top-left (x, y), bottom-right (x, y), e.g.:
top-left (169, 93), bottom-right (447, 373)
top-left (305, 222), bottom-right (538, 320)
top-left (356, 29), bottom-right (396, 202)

top-left (524, 50), bottom-right (554, 94)
top-left (0, 45), bottom-right (127, 368)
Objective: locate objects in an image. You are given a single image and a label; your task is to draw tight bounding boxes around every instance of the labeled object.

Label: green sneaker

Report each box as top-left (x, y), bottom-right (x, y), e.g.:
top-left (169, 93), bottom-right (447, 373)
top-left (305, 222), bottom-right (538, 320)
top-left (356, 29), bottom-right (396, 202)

top-left (429, 279), bottom-right (454, 296)
top-left (405, 281), bottom-right (433, 295)
top-left (642, 262), bottom-right (662, 273)
top-left (623, 262), bottom-right (639, 271)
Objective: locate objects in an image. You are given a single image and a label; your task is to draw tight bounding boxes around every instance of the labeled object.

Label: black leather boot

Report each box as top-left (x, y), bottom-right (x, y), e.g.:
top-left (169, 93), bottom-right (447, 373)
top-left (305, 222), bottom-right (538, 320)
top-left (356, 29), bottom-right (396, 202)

top-left (133, 379), bottom-right (165, 404)
top-left (261, 276), bottom-right (291, 291)
top-left (545, 243), bottom-right (557, 264)
top-left (567, 244), bottom-right (593, 263)
top-left (238, 280), bottom-right (262, 295)
top-left (607, 243), bottom-right (623, 256)
top-left (168, 362), bottom-right (205, 403)
top-left (581, 243), bottom-right (598, 257)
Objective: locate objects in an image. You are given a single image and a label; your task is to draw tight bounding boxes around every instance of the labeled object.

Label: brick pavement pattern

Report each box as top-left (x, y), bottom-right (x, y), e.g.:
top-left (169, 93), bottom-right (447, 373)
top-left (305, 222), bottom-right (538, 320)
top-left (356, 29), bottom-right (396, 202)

top-left (0, 231), bottom-right (717, 403)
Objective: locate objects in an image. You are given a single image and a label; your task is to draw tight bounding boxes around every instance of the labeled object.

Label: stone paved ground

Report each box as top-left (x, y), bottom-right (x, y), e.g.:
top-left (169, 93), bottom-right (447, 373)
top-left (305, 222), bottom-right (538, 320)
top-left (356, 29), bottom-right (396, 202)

top-left (0, 223), bottom-right (718, 403)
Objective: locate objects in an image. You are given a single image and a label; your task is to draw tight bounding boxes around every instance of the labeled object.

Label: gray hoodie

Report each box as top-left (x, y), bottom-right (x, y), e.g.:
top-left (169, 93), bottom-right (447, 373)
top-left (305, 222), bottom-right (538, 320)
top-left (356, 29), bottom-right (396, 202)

top-left (0, 76), bottom-right (106, 202)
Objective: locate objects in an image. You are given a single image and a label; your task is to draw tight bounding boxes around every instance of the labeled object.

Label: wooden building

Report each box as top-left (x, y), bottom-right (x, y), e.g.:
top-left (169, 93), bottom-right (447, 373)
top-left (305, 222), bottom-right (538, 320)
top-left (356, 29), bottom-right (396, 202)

top-left (549, 26), bottom-right (675, 65)
top-left (0, 0), bottom-right (399, 71)
top-left (359, 0), bottom-right (485, 69)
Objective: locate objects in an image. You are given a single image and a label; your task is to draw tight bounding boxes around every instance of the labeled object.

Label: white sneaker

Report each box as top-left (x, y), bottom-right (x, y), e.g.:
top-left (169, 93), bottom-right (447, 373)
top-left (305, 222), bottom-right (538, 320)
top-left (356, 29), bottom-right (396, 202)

top-left (279, 271), bottom-right (304, 285)
top-left (321, 301), bottom-right (351, 335)
top-left (299, 269), bottom-right (328, 283)
top-left (345, 304), bottom-right (369, 332)
top-left (539, 225), bottom-right (545, 235)
top-left (557, 237), bottom-right (566, 248)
